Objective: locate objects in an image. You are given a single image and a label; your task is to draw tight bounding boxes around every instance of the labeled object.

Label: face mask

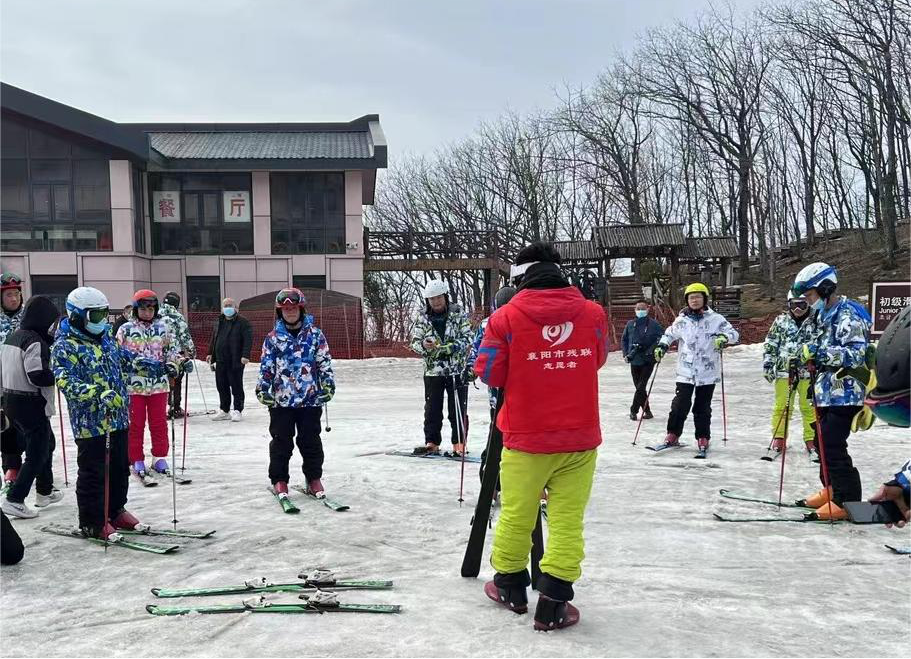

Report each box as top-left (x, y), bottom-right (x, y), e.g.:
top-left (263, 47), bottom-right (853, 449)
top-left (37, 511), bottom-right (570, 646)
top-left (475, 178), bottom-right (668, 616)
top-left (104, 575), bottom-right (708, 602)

top-left (811, 298), bottom-right (825, 312)
top-left (85, 320), bottom-right (109, 335)
top-left (635, 309), bottom-right (648, 319)
top-left (223, 307), bottom-right (236, 317)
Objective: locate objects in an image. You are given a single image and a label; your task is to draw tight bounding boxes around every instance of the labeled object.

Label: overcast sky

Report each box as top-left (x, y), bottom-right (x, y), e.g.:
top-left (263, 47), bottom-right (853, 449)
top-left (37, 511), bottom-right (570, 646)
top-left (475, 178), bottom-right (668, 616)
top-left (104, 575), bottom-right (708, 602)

top-left (1, 0), bottom-right (761, 159)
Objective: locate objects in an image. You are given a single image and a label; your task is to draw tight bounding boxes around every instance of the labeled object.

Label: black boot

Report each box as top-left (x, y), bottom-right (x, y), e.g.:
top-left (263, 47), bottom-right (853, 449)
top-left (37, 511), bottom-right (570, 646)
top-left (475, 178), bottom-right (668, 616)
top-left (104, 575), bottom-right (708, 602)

top-left (485, 569), bottom-right (531, 613)
top-left (533, 594), bottom-right (580, 630)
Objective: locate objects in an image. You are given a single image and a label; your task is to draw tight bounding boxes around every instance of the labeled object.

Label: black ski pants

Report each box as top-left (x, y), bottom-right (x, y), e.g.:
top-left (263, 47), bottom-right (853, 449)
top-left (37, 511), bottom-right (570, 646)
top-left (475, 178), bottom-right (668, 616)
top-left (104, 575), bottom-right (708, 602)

top-left (7, 416), bottom-right (55, 503)
top-left (816, 406), bottom-right (863, 505)
top-left (215, 364), bottom-right (245, 413)
top-left (630, 363), bottom-right (655, 416)
top-left (423, 375), bottom-right (468, 446)
top-left (268, 406), bottom-right (323, 484)
top-left (168, 371), bottom-right (184, 411)
top-left (75, 429), bottom-right (129, 529)
top-left (1, 511), bottom-right (23, 565)
top-left (666, 382), bottom-right (715, 440)
top-left (1, 418), bottom-right (23, 473)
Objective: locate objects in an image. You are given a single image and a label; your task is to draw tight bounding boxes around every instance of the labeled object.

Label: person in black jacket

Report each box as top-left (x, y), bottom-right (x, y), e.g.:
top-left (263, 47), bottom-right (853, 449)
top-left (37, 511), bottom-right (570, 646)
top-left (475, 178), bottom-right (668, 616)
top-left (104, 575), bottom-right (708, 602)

top-left (111, 304), bottom-right (132, 336)
top-left (620, 299), bottom-right (664, 421)
top-left (0, 296), bottom-right (61, 518)
top-left (206, 298), bottom-right (253, 422)
top-left (1, 510), bottom-right (23, 565)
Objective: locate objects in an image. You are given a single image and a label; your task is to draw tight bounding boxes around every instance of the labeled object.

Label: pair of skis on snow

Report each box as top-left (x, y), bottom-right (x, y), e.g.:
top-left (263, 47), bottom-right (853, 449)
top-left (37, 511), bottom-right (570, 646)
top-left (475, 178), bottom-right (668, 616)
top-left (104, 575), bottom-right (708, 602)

top-left (40, 523), bottom-right (216, 554)
top-left (645, 441), bottom-right (710, 459)
top-left (268, 485), bottom-right (349, 513)
top-left (147, 569), bottom-right (401, 616)
top-left (133, 468), bottom-right (192, 487)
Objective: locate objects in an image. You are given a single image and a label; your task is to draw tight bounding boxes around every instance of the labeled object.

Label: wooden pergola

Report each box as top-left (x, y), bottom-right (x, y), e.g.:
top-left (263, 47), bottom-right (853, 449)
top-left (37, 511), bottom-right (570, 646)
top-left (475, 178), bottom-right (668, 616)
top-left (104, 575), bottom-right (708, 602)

top-left (363, 228), bottom-right (511, 309)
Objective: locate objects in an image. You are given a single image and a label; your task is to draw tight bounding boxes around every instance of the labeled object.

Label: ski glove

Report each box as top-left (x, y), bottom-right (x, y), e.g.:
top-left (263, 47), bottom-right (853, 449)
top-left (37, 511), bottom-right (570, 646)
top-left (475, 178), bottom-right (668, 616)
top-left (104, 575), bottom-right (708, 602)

top-left (317, 382), bottom-right (335, 405)
top-left (165, 362), bottom-right (179, 379)
top-left (713, 335), bottom-right (729, 351)
top-left (256, 389), bottom-right (276, 408)
top-left (99, 389), bottom-right (124, 410)
top-left (800, 343), bottom-right (818, 364)
top-left (182, 359), bottom-right (194, 374)
top-left (653, 345), bottom-right (667, 363)
top-left (133, 357), bottom-right (163, 376)
top-left (434, 343), bottom-right (456, 359)
top-left (763, 366), bottom-right (776, 384)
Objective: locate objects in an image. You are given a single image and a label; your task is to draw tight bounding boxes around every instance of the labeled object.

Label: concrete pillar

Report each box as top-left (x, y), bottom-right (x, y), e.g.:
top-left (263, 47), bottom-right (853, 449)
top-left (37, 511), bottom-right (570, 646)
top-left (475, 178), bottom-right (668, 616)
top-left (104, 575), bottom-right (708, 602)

top-left (109, 160), bottom-right (134, 253)
top-left (252, 171), bottom-right (271, 256)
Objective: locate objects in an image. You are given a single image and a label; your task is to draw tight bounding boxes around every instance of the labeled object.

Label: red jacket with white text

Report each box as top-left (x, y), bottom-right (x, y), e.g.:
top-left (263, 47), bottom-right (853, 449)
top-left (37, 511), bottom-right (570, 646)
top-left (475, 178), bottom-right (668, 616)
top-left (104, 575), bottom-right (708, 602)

top-left (474, 286), bottom-right (608, 454)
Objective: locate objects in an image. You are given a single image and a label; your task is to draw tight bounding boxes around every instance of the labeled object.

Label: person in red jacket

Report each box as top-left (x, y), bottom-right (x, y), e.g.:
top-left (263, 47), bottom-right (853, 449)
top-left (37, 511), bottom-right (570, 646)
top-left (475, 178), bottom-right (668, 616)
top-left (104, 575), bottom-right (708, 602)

top-left (474, 242), bottom-right (608, 631)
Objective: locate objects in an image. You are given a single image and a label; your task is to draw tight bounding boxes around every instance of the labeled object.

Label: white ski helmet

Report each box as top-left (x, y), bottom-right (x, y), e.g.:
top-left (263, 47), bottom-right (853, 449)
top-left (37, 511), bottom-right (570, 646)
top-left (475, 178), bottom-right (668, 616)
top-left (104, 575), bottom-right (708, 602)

top-left (792, 262), bottom-right (837, 298)
top-left (66, 286), bottom-right (109, 315)
top-left (422, 279), bottom-right (449, 299)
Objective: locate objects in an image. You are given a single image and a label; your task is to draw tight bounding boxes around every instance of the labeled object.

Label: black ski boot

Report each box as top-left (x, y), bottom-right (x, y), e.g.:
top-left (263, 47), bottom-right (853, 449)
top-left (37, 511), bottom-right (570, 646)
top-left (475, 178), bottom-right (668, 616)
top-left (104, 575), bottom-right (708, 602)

top-left (534, 573), bottom-right (579, 630)
top-left (412, 444), bottom-right (440, 456)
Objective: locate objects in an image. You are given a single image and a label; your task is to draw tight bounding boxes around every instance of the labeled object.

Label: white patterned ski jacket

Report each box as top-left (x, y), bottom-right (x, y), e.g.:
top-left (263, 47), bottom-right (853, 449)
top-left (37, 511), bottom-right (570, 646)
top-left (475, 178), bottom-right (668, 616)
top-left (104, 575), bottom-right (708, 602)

top-left (658, 307), bottom-right (739, 386)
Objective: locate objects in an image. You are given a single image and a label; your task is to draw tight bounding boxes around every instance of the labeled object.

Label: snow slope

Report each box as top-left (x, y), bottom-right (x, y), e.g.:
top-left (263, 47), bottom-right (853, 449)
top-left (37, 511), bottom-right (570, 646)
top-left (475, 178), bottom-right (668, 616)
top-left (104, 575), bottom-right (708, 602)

top-left (1, 345), bottom-right (908, 657)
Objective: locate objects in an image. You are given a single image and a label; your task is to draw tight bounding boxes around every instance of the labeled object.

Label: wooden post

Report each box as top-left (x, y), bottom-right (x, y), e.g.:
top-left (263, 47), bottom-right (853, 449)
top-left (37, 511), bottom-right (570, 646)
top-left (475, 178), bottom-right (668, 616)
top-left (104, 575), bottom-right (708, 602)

top-left (669, 255), bottom-right (679, 309)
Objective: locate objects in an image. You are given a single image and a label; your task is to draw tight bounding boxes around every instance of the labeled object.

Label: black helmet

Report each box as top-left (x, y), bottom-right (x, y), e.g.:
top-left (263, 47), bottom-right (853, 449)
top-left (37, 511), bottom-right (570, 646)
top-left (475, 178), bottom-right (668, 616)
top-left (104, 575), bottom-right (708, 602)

top-left (163, 291), bottom-right (180, 308)
top-left (866, 306), bottom-right (910, 428)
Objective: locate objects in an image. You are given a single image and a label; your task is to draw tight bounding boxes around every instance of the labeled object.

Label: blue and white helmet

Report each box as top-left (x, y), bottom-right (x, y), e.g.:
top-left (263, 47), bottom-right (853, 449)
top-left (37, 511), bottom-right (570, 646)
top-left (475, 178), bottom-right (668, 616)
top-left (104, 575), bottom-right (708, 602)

top-left (66, 286), bottom-right (109, 317)
top-left (792, 262), bottom-right (837, 298)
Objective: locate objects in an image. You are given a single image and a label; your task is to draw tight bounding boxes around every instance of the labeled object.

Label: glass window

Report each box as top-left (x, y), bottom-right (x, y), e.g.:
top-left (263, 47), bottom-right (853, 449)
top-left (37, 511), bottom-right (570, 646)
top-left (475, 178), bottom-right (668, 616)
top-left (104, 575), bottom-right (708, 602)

top-left (292, 275), bottom-right (326, 290)
top-left (132, 166), bottom-right (147, 254)
top-left (187, 276), bottom-right (221, 312)
top-left (270, 173), bottom-right (345, 254)
top-left (149, 173), bottom-right (253, 255)
top-left (0, 115), bottom-right (112, 253)
top-left (1, 159), bottom-right (29, 218)
top-left (31, 275), bottom-right (78, 316)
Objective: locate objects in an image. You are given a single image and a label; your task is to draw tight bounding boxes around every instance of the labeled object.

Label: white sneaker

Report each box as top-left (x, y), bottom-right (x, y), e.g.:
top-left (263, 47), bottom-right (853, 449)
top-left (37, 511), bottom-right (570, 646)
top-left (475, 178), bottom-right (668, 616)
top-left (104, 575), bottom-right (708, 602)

top-left (2, 497), bottom-right (38, 519)
top-left (230, 410), bottom-right (242, 422)
top-left (35, 488), bottom-right (64, 508)
top-left (212, 410), bottom-right (230, 421)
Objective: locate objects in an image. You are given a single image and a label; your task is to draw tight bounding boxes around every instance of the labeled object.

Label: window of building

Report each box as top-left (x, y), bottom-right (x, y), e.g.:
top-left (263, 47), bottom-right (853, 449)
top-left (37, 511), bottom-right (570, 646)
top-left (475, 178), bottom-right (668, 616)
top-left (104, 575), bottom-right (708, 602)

top-left (149, 173), bottom-right (253, 255)
top-left (132, 166), bottom-right (147, 254)
top-left (292, 275), bottom-right (326, 290)
top-left (0, 115), bottom-right (112, 253)
top-left (31, 275), bottom-right (78, 316)
top-left (187, 276), bottom-right (221, 312)
top-left (271, 173), bottom-right (345, 255)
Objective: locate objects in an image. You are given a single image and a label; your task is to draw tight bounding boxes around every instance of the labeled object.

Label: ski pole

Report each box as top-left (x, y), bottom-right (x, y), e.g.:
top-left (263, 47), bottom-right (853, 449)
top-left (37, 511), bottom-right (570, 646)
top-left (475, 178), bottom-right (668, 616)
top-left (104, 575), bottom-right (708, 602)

top-left (777, 377), bottom-right (797, 507)
top-left (169, 403), bottom-right (178, 531)
top-left (453, 373), bottom-right (467, 506)
top-left (720, 350), bottom-right (728, 445)
top-left (323, 404), bottom-right (331, 433)
top-left (56, 388), bottom-right (69, 487)
top-left (631, 361), bottom-right (661, 446)
top-left (195, 367), bottom-right (213, 414)
top-left (181, 367), bottom-right (190, 473)
top-left (103, 420), bottom-right (111, 553)
top-left (807, 364), bottom-right (834, 524)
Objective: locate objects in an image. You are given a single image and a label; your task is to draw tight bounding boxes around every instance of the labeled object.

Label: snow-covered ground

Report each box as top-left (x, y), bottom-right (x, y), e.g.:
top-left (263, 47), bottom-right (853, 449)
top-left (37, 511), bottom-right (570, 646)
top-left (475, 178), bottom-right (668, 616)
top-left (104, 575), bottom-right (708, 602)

top-left (2, 345), bottom-right (908, 657)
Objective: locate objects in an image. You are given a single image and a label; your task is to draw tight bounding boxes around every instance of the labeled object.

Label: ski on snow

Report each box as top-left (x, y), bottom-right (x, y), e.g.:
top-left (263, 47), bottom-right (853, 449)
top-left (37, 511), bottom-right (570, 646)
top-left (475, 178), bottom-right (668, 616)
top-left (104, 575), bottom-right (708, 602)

top-left (267, 486), bottom-right (300, 514)
top-left (147, 593), bottom-right (401, 615)
top-left (713, 513), bottom-right (840, 524)
top-left (133, 471), bottom-right (158, 487)
top-left (718, 488), bottom-right (812, 509)
top-left (386, 450), bottom-right (482, 464)
top-left (645, 443), bottom-right (689, 452)
top-left (150, 469), bottom-right (192, 485)
top-left (41, 524), bottom-right (180, 554)
top-left (119, 526), bottom-right (216, 539)
top-left (152, 574), bottom-right (393, 598)
top-left (885, 544), bottom-right (911, 555)
top-left (291, 485), bottom-right (349, 512)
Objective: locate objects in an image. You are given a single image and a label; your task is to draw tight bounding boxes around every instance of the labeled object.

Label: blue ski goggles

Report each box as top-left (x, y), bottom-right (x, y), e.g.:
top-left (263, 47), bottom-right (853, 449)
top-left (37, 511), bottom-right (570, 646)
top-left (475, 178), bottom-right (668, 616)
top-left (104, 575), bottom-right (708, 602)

top-left (865, 390), bottom-right (910, 428)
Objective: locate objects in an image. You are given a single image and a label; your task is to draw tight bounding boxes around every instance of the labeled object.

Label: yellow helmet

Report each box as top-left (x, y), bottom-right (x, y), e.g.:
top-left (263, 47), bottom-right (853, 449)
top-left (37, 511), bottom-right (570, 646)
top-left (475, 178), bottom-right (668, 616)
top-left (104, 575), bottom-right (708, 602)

top-left (684, 282), bottom-right (710, 298)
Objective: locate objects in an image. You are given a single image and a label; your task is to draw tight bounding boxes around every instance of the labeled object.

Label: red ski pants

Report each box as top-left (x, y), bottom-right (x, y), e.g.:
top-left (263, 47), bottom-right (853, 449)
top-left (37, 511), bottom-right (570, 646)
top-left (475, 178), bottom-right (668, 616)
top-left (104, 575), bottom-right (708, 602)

top-left (128, 392), bottom-right (169, 463)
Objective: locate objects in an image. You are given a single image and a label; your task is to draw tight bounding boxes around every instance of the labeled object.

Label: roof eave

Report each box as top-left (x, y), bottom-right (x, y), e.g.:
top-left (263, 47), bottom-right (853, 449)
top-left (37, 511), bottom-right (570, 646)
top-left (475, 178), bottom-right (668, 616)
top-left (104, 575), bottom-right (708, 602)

top-left (147, 157), bottom-right (385, 172)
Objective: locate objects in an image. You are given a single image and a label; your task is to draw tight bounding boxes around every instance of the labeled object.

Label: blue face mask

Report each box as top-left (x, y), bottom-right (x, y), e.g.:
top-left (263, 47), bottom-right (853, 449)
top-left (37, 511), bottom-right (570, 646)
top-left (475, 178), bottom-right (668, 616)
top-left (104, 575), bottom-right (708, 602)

top-left (223, 307), bottom-right (236, 317)
top-left (85, 320), bottom-right (109, 335)
top-left (811, 298), bottom-right (825, 312)
top-left (635, 309), bottom-right (648, 318)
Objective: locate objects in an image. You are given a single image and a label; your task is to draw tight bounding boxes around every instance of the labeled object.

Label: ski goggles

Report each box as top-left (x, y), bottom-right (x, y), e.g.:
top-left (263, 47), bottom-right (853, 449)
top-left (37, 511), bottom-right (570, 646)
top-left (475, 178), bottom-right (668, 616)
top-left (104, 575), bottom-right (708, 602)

top-left (86, 307), bottom-right (109, 323)
top-left (0, 273), bottom-right (22, 290)
top-left (136, 299), bottom-right (157, 310)
top-left (864, 390), bottom-right (910, 428)
top-left (788, 299), bottom-right (809, 313)
top-left (276, 289), bottom-right (305, 307)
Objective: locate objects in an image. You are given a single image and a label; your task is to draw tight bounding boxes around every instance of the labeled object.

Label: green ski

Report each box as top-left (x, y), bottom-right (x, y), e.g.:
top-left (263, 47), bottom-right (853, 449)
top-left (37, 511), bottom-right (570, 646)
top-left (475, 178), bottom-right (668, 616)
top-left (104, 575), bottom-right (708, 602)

top-left (147, 593), bottom-right (401, 615)
top-left (119, 526), bottom-right (216, 539)
top-left (267, 486), bottom-right (300, 514)
top-left (713, 513), bottom-right (841, 524)
top-left (152, 577), bottom-right (393, 598)
top-left (41, 524), bottom-right (180, 554)
top-left (291, 485), bottom-right (349, 511)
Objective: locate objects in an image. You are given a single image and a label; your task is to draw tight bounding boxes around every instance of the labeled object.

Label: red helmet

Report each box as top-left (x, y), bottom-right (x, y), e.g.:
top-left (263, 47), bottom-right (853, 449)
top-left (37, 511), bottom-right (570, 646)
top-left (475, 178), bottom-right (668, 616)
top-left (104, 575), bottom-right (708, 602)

top-left (1, 272), bottom-right (23, 291)
top-left (132, 289), bottom-right (159, 316)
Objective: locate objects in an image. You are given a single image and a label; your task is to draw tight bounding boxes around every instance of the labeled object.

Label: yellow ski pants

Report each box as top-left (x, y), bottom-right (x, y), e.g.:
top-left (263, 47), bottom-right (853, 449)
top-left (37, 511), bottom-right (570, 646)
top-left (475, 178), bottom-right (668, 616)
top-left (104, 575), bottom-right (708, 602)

top-left (772, 377), bottom-right (815, 443)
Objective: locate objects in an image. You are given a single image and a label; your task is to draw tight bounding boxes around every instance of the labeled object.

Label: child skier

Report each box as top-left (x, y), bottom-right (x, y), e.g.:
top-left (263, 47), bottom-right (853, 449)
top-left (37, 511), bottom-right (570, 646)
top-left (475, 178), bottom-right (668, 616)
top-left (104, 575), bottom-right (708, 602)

top-left (0, 296), bottom-right (61, 518)
top-left (792, 262), bottom-right (871, 520)
top-left (53, 287), bottom-right (139, 538)
top-left (1, 272), bottom-right (26, 488)
top-left (256, 288), bottom-right (335, 500)
top-left (762, 291), bottom-right (818, 458)
top-left (653, 282), bottom-right (739, 456)
top-left (159, 291), bottom-right (196, 419)
top-left (116, 290), bottom-right (183, 483)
